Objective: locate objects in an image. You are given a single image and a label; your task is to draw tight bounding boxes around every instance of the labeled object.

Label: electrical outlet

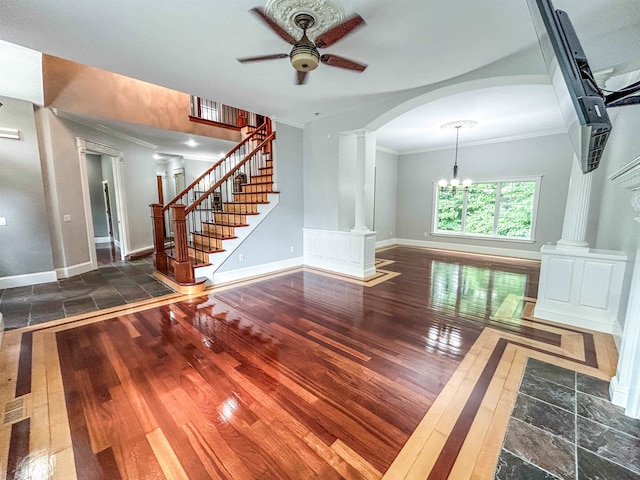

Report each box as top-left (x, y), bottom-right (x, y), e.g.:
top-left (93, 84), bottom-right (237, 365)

top-left (389, 230), bottom-right (393, 236)
top-left (64, 215), bottom-right (72, 222)
top-left (290, 246), bottom-right (294, 253)
top-left (238, 253), bottom-right (244, 261)
top-left (424, 232), bottom-right (429, 237)
top-left (0, 217), bottom-right (6, 226)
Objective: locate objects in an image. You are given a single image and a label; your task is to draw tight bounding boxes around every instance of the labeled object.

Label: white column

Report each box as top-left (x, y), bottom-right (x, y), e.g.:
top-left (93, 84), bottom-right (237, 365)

top-left (610, 246), bottom-right (640, 418)
top-left (557, 155), bottom-right (592, 250)
top-left (351, 129), bottom-right (371, 232)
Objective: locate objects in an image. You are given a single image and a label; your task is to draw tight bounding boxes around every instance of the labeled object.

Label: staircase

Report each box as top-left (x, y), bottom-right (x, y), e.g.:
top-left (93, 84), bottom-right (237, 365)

top-left (150, 119), bottom-right (277, 290)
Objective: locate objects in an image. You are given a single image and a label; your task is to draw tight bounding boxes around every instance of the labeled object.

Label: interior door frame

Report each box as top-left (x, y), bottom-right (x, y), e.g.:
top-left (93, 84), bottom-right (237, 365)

top-left (76, 138), bottom-right (128, 268)
top-left (102, 180), bottom-right (114, 240)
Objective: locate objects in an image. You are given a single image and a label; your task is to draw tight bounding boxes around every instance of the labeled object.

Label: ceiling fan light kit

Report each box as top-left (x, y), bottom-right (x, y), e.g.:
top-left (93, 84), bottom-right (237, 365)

top-left (238, 0), bottom-right (367, 84)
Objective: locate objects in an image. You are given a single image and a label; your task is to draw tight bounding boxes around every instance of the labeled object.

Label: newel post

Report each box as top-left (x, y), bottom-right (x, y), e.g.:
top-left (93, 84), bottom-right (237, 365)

top-left (150, 204), bottom-right (168, 273)
top-left (171, 204), bottom-right (195, 284)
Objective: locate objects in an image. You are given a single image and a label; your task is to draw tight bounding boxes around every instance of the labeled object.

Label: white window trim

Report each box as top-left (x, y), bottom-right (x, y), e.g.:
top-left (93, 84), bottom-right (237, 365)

top-left (431, 175), bottom-right (542, 242)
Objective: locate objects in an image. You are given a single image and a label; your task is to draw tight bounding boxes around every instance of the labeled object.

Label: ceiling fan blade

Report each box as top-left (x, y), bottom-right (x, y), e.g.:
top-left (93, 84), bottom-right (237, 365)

top-left (296, 71), bottom-right (308, 85)
top-left (315, 14), bottom-right (365, 49)
top-left (237, 53), bottom-right (289, 63)
top-left (320, 54), bottom-right (367, 72)
top-left (250, 7), bottom-right (297, 45)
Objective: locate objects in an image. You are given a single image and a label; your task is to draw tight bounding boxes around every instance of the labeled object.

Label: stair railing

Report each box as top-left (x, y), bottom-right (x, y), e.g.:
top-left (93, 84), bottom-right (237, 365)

top-left (151, 119), bottom-right (273, 283)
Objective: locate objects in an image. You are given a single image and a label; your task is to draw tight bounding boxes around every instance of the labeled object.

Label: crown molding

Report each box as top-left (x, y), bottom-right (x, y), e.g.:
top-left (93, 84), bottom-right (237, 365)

top-left (392, 127), bottom-right (568, 156)
top-left (376, 145), bottom-right (400, 155)
top-left (53, 109), bottom-right (158, 149)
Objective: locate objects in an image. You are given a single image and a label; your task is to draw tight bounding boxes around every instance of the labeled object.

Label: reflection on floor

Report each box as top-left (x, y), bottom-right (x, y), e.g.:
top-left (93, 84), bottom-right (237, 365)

top-left (0, 254), bottom-right (174, 330)
top-left (0, 246), bottom-right (633, 479)
top-left (496, 359), bottom-right (640, 480)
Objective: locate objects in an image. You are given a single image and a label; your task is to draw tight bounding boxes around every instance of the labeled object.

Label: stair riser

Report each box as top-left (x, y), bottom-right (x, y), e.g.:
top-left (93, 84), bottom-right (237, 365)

top-left (224, 203), bottom-right (259, 214)
top-left (191, 235), bottom-right (224, 250)
top-left (233, 193), bottom-right (269, 202)
top-left (203, 224), bottom-right (236, 237)
top-left (249, 174), bottom-right (273, 183)
top-left (242, 183), bottom-right (273, 193)
top-left (187, 247), bottom-right (211, 263)
top-left (214, 212), bottom-right (248, 225)
top-left (260, 167), bottom-right (273, 175)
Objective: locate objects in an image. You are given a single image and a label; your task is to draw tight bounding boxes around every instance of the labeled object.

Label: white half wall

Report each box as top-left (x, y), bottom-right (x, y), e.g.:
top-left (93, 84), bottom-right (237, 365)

top-left (304, 228), bottom-right (376, 278)
top-left (534, 245), bottom-right (627, 333)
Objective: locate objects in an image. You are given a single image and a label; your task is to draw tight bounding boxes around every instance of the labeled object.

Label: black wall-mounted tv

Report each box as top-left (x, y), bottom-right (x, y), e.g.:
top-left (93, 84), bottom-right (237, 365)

top-left (527, 0), bottom-right (611, 173)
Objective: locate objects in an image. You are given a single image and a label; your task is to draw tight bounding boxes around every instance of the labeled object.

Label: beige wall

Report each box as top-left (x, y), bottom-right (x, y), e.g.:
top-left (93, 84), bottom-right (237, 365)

top-left (42, 55), bottom-right (241, 143)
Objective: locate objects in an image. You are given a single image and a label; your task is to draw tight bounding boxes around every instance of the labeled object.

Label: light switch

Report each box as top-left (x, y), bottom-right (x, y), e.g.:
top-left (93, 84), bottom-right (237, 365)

top-left (0, 217), bottom-right (6, 226)
top-left (64, 215), bottom-right (72, 222)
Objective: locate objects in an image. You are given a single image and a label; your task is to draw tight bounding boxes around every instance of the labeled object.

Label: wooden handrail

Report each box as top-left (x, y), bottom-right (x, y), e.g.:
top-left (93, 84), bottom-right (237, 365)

top-left (162, 120), bottom-right (270, 212)
top-left (185, 132), bottom-right (275, 215)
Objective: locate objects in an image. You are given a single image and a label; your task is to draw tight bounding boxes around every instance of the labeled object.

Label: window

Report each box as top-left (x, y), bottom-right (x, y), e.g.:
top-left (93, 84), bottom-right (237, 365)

top-left (433, 178), bottom-right (540, 241)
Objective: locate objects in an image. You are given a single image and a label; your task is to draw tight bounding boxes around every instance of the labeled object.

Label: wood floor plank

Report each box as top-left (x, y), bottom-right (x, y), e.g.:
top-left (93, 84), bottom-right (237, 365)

top-left (147, 428), bottom-right (190, 480)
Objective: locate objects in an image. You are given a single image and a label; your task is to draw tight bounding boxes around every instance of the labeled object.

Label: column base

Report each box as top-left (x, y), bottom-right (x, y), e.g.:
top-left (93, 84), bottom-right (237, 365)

top-left (556, 239), bottom-right (589, 252)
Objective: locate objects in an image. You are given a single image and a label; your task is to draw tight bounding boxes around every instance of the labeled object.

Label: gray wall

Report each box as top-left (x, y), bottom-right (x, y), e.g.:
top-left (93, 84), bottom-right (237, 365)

top-left (36, 108), bottom-right (158, 270)
top-left (396, 133), bottom-right (574, 252)
top-left (374, 149), bottom-right (399, 241)
top-left (219, 122), bottom-right (304, 271)
top-left (0, 96), bottom-right (54, 276)
top-left (87, 154), bottom-right (108, 238)
top-left (591, 105), bottom-right (640, 332)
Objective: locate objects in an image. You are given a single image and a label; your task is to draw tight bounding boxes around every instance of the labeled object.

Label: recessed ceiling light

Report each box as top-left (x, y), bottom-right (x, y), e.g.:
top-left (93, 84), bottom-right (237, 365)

top-left (153, 154), bottom-right (161, 160)
top-left (186, 139), bottom-right (199, 147)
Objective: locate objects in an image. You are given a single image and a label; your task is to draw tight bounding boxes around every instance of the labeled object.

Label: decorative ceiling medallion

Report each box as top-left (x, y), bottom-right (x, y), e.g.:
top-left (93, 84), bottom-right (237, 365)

top-left (265, 0), bottom-right (344, 40)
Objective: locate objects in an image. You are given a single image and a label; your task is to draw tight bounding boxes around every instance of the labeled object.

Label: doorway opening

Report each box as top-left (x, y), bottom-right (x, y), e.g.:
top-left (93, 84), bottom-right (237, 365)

top-left (78, 138), bottom-right (128, 271)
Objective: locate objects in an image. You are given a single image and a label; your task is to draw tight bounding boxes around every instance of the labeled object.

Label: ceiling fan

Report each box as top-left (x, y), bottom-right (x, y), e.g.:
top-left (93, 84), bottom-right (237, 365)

top-left (237, 7), bottom-right (367, 85)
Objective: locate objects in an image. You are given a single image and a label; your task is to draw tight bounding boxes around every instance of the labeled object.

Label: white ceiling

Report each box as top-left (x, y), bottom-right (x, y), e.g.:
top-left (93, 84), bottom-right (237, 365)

top-left (0, 0), bottom-right (638, 156)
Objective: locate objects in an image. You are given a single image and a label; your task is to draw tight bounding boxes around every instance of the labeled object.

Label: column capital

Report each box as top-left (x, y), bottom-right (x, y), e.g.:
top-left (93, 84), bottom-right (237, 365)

top-left (353, 128), bottom-right (373, 138)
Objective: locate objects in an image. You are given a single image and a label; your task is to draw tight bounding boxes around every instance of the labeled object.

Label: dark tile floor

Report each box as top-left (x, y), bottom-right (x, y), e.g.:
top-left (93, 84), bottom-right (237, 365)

top-left (0, 247), bottom-right (174, 330)
top-left (495, 358), bottom-right (640, 480)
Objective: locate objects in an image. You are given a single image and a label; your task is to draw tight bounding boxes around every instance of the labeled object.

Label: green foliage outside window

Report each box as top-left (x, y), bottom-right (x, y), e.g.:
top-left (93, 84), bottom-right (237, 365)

top-left (435, 180), bottom-right (537, 240)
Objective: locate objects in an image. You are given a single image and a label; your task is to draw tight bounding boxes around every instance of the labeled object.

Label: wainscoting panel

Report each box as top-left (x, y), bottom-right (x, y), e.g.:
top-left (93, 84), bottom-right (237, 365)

top-left (303, 228), bottom-right (377, 278)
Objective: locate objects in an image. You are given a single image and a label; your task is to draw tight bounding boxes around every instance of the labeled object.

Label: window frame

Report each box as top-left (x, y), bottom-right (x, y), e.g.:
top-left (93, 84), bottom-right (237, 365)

top-left (431, 175), bottom-right (542, 243)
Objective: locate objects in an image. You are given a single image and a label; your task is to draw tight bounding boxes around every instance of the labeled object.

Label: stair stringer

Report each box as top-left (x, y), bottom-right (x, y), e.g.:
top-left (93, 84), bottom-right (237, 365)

top-left (193, 192), bottom-right (280, 284)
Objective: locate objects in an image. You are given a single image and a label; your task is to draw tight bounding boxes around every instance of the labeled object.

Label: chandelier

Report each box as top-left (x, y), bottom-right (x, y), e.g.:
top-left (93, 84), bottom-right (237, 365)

top-left (438, 120), bottom-right (477, 191)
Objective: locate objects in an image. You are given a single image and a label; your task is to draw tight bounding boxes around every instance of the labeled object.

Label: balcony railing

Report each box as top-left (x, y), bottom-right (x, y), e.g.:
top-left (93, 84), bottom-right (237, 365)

top-left (189, 96), bottom-right (261, 129)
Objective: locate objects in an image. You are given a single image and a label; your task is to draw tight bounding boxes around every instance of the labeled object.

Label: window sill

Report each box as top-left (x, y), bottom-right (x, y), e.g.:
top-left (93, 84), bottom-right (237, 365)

top-left (430, 231), bottom-right (535, 244)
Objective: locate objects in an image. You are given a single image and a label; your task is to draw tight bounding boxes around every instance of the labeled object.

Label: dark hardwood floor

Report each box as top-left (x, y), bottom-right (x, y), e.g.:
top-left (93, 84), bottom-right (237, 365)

top-left (1, 246), bottom-right (618, 479)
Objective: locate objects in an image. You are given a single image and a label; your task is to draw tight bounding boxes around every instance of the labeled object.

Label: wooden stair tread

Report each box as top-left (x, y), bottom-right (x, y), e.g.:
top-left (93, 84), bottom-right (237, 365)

top-left (203, 221), bottom-right (249, 227)
top-left (187, 242), bottom-right (225, 254)
top-left (193, 233), bottom-right (238, 241)
top-left (223, 201), bottom-right (269, 205)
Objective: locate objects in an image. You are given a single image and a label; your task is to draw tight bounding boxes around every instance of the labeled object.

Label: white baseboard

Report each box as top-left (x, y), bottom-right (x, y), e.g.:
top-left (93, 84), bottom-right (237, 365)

top-left (303, 256), bottom-right (377, 279)
top-left (375, 238), bottom-right (397, 249)
top-left (610, 376), bottom-right (627, 407)
top-left (94, 237), bottom-right (112, 244)
top-left (533, 304), bottom-right (615, 334)
top-left (56, 261), bottom-right (94, 279)
top-left (0, 270), bottom-right (58, 289)
top-left (613, 319), bottom-right (624, 352)
top-left (395, 238), bottom-right (542, 260)
top-left (127, 245), bottom-right (154, 256)
top-left (212, 257), bottom-right (303, 285)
